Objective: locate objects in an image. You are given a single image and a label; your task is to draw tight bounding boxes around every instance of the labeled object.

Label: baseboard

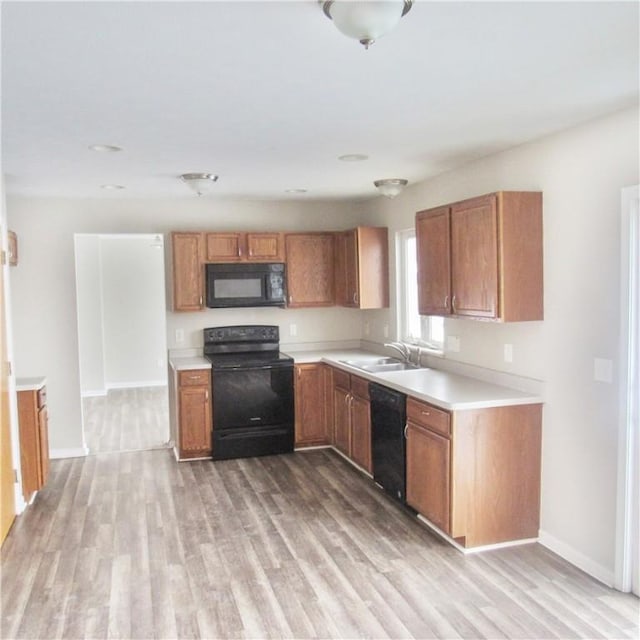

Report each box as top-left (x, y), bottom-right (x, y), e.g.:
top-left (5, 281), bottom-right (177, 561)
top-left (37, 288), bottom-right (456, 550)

top-left (538, 529), bottom-right (615, 587)
top-left (50, 446), bottom-right (89, 459)
top-left (105, 380), bottom-right (167, 390)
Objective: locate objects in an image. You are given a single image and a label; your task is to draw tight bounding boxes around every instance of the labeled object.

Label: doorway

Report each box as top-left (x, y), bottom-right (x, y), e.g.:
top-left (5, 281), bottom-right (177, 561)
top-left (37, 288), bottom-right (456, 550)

top-left (74, 234), bottom-right (169, 454)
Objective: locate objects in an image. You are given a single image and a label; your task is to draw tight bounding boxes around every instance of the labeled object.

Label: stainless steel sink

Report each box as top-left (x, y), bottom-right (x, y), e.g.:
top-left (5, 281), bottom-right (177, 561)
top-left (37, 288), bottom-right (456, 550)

top-left (340, 357), bottom-right (421, 373)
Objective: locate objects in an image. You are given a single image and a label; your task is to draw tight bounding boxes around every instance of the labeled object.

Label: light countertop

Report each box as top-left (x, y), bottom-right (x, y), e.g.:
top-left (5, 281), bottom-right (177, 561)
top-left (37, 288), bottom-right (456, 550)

top-left (16, 376), bottom-right (47, 392)
top-left (169, 348), bottom-right (542, 411)
top-left (288, 349), bottom-right (542, 411)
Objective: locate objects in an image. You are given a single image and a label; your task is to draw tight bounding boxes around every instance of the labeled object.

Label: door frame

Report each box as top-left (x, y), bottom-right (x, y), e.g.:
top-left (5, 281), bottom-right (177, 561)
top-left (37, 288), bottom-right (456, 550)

top-left (615, 184), bottom-right (639, 593)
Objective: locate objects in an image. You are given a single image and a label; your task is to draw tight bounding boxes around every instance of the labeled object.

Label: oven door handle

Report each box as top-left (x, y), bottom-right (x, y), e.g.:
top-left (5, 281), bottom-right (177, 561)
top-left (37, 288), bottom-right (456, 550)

top-left (214, 363), bottom-right (293, 372)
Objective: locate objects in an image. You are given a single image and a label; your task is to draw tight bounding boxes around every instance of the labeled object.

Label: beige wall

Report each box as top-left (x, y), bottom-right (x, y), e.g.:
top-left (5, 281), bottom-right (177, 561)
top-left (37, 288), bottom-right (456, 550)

top-left (6, 199), bottom-right (364, 454)
top-left (363, 106), bottom-right (639, 583)
top-left (6, 106), bottom-right (638, 584)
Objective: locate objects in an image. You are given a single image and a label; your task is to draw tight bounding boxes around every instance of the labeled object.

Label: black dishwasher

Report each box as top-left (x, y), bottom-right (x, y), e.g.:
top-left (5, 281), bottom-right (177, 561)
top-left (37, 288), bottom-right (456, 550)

top-left (369, 382), bottom-right (407, 503)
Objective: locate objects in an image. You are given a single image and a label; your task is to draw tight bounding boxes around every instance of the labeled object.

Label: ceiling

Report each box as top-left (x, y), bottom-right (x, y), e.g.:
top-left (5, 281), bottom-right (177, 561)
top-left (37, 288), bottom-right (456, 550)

top-left (2, 1), bottom-right (638, 201)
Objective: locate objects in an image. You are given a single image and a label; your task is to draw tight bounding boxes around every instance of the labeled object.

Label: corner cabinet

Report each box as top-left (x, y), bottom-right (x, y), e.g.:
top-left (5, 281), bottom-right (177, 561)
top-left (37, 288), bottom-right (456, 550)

top-left (416, 191), bottom-right (543, 321)
top-left (285, 233), bottom-right (335, 307)
top-left (335, 227), bottom-right (389, 309)
top-left (171, 232), bottom-right (204, 311)
top-left (405, 396), bottom-right (542, 548)
top-left (170, 368), bottom-right (212, 460)
top-left (17, 384), bottom-right (49, 502)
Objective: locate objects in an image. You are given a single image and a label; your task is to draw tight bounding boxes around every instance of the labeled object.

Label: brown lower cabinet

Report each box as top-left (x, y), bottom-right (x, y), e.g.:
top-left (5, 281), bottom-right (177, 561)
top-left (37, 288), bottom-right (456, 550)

top-left (170, 368), bottom-right (213, 459)
top-left (18, 386), bottom-right (49, 502)
top-left (294, 363), bottom-right (330, 447)
top-left (406, 396), bottom-right (542, 548)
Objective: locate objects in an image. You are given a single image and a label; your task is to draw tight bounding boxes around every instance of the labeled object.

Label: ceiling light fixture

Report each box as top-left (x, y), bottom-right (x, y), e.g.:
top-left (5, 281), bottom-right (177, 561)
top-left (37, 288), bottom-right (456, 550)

top-left (180, 173), bottom-right (219, 196)
top-left (374, 178), bottom-right (408, 198)
top-left (321, 0), bottom-right (413, 49)
top-left (285, 188), bottom-right (308, 194)
top-left (89, 144), bottom-right (122, 153)
top-left (100, 184), bottom-right (125, 190)
top-left (338, 153), bottom-right (369, 162)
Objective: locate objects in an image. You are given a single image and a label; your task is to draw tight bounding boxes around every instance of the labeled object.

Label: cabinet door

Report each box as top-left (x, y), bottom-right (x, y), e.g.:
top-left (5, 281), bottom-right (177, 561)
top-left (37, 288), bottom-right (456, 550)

top-left (178, 386), bottom-right (212, 457)
top-left (172, 232), bottom-right (204, 311)
top-left (416, 206), bottom-right (451, 316)
top-left (450, 195), bottom-right (498, 318)
top-left (285, 234), bottom-right (335, 307)
top-left (406, 422), bottom-right (451, 534)
top-left (294, 364), bottom-right (328, 447)
top-left (37, 406), bottom-right (49, 487)
top-left (246, 233), bottom-right (284, 262)
top-left (333, 386), bottom-right (351, 456)
top-left (334, 232), bottom-right (349, 306)
top-left (18, 392), bottom-right (40, 500)
top-left (205, 233), bottom-right (244, 262)
top-left (351, 395), bottom-right (371, 473)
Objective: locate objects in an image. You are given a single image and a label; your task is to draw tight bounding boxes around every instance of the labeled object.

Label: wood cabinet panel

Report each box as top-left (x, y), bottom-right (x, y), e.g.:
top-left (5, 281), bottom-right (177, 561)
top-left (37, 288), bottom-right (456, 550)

top-left (285, 234), bottom-right (335, 307)
top-left (294, 364), bottom-right (328, 447)
top-left (335, 227), bottom-right (389, 309)
top-left (406, 422), bottom-right (451, 534)
top-left (172, 232), bottom-right (204, 311)
top-left (416, 206), bottom-right (451, 316)
top-left (450, 195), bottom-right (498, 318)
top-left (406, 397), bottom-right (450, 437)
top-left (206, 233), bottom-right (243, 262)
top-left (176, 369), bottom-right (212, 459)
top-left (351, 395), bottom-right (372, 473)
top-left (17, 387), bottom-right (49, 502)
top-left (246, 233), bottom-right (284, 262)
top-left (415, 191), bottom-right (543, 322)
top-left (333, 386), bottom-right (351, 456)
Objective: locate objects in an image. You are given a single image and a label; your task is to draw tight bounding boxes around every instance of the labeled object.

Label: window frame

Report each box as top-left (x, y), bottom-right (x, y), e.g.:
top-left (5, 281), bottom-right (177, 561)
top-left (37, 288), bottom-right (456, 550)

top-left (396, 228), bottom-right (444, 352)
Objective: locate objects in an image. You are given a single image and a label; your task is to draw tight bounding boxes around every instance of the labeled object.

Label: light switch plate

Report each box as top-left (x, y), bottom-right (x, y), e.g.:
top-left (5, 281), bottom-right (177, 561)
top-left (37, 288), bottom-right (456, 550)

top-left (504, 343), bottom-right (513, 363)
top-left (594, 358), bottom-right (613, 383)
top-left (175, 329), bottom-right (184, 343)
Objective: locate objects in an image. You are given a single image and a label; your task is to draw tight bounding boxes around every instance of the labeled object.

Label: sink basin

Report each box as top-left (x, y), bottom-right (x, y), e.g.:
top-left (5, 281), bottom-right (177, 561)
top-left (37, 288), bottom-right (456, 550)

top-left (340, 357), bottom-right (421, 373)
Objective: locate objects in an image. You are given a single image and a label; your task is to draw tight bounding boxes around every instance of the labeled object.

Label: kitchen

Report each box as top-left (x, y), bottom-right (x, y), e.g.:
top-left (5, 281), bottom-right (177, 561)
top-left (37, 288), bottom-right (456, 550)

top-left (1, 1), bottom-right (639, 638)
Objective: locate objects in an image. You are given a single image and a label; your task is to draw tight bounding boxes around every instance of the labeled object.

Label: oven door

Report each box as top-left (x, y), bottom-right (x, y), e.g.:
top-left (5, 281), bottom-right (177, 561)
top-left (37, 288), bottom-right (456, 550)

top-left (212, 363), bottom-right (294, 460)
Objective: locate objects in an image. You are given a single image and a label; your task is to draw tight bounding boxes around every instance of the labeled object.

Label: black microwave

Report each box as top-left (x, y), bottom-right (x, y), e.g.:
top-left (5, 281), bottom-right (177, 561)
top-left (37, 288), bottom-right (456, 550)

top-left (205, 262), bottom-right (287, 308)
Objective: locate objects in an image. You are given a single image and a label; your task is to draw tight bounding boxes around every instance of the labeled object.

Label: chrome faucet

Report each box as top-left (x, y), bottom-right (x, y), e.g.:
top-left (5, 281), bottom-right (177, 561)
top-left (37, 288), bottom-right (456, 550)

top-left (384, 341), bottom-right (411, 363)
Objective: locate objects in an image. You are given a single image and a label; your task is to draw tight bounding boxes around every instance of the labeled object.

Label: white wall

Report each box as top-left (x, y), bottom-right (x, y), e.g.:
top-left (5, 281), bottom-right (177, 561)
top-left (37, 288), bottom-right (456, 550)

top-left (362, 106), bottom-right (639, 584)
top-left (75, 235), bottom-right (105, 394)
top-left (100, 235), bottom-right (167, 388)
top-left (6, 199), bottom-right (363, 454)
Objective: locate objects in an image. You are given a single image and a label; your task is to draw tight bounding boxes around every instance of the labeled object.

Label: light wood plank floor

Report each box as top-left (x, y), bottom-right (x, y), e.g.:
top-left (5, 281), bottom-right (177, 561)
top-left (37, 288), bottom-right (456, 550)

top-left (1, 448), bottom-right (638, 639)
top-left (83, 386), bottom-right (170, 454)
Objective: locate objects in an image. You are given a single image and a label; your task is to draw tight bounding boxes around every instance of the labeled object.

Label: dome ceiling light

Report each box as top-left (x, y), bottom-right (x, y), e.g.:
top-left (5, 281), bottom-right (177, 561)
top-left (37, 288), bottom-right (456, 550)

top-left (374, 178), bottom-right (408, 198)
top-left (321, 0), bottom-right (413, 49)
top-left (180, 173), bottom-right (219, 196)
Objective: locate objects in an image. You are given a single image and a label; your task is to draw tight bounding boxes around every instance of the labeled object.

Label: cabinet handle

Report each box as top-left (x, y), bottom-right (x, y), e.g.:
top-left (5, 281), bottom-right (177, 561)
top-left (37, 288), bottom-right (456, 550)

top-left (444, 295), bottom-right (449, 310)
top-left (199, 295), bottom-right (203, 307)
top-left (188, 375), bottom-right (200, 380)
top-left (249, 248), bottom-right (253, 256)
top-left (205, 390), bottom-right (209, 400)
top-left (353, 292), bottom-right (358, 304)
top-left (289, 295), bottom-right (293, 305)
top-left (421, 410), bottom-right (431, 416)
top-left (404, 424), bottom-right (408, 439)
top-left (237, 247), bottom-right (242, 257)
top-left (451, 294), bottom-right (457, 313)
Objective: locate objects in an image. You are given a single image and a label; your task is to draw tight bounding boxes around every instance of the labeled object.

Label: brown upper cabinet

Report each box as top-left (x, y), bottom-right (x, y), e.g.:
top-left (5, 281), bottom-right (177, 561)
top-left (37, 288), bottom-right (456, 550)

top-left (335, 227), bottom-right (389, 309)
top-left (285, 233), bottom-right (335, 307)
top-left (416, 191), bottom-right (543, 322)
top-left (172, 232), bottom-right (205, 312)
top-left (205, 232), bottom-right (285, 263)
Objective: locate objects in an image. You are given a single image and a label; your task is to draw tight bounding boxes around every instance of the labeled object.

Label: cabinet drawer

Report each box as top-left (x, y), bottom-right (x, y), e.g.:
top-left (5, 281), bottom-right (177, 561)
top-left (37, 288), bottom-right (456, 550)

top-left (407, 397), bottom-right (450, 437)
top-left (37, 386), bottom-right (47, 408)
top-left (178, 370), bottom-right (210, 387)
top-left (333, 368), bottom-right (350, 390)
top-left (350, 375), bottom-right (370, 400)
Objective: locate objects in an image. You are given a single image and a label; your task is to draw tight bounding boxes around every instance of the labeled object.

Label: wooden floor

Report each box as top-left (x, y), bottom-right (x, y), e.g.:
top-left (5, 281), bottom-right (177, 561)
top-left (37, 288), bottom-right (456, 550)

top-left (1, 448), bottom-right (638, 640)
top-left (83, 386), bottom-right (170, 454)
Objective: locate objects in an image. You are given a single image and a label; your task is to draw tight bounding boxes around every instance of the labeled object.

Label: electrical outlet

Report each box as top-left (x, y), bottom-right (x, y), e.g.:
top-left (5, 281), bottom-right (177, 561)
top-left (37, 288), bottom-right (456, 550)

top-left (364, 321), bottom-right (370, 336)
top-left (383, 323), bottom-right (389, 338)
top-left (504, 343), bottom-right (513, 363)
top-left (175, 329), bottom-right (184, 343)
top-left (289, 323), bottom-right (297, 337)
top-left (447, 335), bottom-right (460, 352)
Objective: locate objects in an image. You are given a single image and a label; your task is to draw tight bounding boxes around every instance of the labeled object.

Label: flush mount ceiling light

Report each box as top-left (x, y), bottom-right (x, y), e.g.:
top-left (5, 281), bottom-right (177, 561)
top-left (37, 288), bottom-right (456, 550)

top-left (338, 153), bottom-right (369, 162)
top-left (89, 144), bottom-right (123, 153)
top-left (374, 178), bottom-right (408, 198)
top-left (321, 0), bottom-right (413, 49)
top-left (180, 173), bottom-right (219, 196)
top-left (100, 184), bottom-right (125, 190)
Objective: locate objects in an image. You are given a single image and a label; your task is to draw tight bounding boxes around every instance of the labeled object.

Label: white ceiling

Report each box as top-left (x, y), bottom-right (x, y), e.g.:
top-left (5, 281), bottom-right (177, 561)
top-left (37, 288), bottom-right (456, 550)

top-left (2, 1), bottom-right (638, 201)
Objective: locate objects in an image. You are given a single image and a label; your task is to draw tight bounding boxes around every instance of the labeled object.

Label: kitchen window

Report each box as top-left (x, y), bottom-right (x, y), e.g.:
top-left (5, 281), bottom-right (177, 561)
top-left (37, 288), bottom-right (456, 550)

top-left (397, 228), bottom-right (444, 350)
